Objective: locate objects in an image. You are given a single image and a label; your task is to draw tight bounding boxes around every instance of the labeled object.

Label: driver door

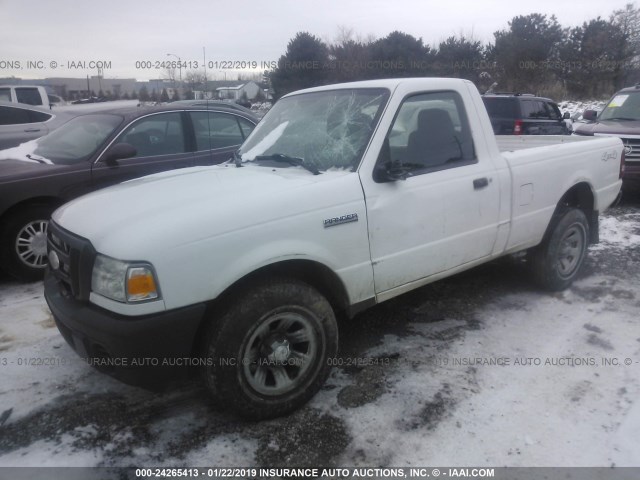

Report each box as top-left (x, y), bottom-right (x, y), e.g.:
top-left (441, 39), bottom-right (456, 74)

top-left (360, 90), bottom-right (501, 296)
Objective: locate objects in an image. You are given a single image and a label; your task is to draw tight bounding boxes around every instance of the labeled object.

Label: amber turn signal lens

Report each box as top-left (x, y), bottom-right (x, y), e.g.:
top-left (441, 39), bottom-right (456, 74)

top-left (126, 267), bottom-right (158, 301)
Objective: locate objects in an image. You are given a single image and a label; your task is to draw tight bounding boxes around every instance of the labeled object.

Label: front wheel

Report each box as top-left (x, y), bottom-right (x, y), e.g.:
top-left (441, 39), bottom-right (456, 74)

top-left (530, 208), bottom-right (589, 291)
top-left (202, 278), bottom-right (338, 419)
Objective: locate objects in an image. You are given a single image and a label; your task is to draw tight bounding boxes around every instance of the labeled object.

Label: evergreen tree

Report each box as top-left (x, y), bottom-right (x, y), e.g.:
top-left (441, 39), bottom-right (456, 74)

top-left (368, 31), bottom-right (434, 78)
top-left (492, 14), bottom-right (563, 92)
top-left (270, 32), bottom-right (329, 99)
top-left (436, 35), bottom-right (487, 84)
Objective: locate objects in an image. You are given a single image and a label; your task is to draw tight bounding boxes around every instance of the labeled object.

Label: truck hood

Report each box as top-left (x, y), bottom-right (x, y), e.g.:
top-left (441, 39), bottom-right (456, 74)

top-left (53, 163), bottom-right (356, 258)
top-left (573, 119), bottom-right (640, 136)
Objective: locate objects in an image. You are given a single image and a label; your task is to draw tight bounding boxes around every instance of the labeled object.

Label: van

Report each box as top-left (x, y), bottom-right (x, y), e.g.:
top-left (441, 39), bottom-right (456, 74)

top-left (0, 85), bottom-right (51, 109)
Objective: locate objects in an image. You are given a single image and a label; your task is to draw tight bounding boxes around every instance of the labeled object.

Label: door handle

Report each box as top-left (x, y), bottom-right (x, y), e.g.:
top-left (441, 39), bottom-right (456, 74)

top-left (473, 177), bottom-right (489, 189)
top-left (24, 128), bottom-right (41, 133)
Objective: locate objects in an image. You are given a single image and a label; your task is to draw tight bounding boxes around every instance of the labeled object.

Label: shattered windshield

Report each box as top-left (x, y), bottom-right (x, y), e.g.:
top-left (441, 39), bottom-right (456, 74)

top-left (239, 88), bottom-right (389, 171)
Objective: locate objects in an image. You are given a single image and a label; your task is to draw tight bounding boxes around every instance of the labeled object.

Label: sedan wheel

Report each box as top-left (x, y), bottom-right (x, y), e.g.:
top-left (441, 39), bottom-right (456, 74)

top-left (0, 206), bottom-right (54, 281)
top-left (15, 219), bottom-right (49, 269)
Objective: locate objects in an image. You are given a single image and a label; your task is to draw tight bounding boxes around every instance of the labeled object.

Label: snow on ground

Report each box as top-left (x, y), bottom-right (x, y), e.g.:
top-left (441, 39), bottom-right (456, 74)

top-left (559, 100), bottom-right (607, 121)
top-left (0, 202), bottom-right (639, 468)
top-left (593, 213), bottom-right (640, 250)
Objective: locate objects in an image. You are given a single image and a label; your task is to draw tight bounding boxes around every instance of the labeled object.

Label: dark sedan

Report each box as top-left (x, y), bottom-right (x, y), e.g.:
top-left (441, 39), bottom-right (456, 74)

top-left (0, 104), bottom-right (258, 281)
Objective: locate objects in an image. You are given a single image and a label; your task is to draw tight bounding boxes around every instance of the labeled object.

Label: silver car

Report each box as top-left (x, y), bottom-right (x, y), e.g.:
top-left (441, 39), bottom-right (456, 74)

top-left (0, 101), bottom-right (72, 150)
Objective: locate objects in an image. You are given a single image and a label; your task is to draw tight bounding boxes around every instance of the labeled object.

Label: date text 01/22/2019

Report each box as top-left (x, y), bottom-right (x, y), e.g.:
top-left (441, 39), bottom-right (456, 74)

top-left (134, 468), bottom-right (497, 478)
top-left (134, 60), bottom-right (269, 70)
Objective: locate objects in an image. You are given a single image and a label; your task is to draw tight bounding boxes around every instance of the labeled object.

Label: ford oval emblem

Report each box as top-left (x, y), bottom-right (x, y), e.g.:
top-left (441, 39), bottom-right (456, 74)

top-left (48, 250), bottom-right (60, 270)
top-left (625, 145), bottom-right (633, 156)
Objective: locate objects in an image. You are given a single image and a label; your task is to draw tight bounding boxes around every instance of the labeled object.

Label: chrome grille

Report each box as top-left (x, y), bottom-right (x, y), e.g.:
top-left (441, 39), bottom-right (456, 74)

top-left (620, 138), bottom-right (640, 161)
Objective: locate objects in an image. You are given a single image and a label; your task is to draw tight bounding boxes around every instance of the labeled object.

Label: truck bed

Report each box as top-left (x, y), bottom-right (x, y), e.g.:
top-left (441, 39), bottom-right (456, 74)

top-left (495, 134), bottom-right (593, 152)
top-left (496, 134), bottom-right (622, 254)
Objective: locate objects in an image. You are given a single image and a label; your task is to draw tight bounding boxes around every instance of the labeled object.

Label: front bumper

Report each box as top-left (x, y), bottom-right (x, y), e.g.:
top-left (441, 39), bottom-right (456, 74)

top-left (44, 272), bottom-right (208, 386)
top-left (623, 162), bottom-right (640, 186)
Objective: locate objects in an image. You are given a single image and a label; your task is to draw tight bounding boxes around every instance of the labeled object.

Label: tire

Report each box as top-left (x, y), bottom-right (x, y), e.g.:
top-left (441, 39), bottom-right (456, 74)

top-left (530, 208), bottom-right (590, 291)
top-left (0, 206), bottom-right (54, 282)
top-left (202, 278), bottom-right (338, 419)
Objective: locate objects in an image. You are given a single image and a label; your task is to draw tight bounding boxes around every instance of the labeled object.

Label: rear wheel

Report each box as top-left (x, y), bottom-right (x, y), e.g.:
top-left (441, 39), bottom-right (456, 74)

top-left (202, 278), bottom-right (338, 419)
top-left (530, 208), bottom-right (589, 291)
top-left (0, 206), bottom-right (53, 282)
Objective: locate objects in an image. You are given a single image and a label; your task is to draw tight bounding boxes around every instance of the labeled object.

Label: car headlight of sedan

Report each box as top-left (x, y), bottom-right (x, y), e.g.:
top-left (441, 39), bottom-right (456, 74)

top-left (91, 254), bottom-right (160, 303)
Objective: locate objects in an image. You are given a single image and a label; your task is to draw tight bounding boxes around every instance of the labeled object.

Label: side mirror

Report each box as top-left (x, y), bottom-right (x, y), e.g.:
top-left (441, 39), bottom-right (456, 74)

top-left (583, 110), bottom-right (598, 122)
top-left (563, 112), bottom-right (570, 119)
top-left (102, 143), bottom-right (137, 166)
top-left (373, 160), bottom-right (411, 183)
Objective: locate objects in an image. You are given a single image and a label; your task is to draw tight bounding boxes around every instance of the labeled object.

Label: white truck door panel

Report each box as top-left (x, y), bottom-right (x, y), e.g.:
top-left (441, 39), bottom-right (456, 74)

top-left (361, 89), bottom-right (501, 295)
top-left (364, 161), bottom-right (500, 293)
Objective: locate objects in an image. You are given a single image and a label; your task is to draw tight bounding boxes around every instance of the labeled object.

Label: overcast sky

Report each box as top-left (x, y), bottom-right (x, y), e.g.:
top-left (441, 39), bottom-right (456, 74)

top-left (0, 0), bottom-right (633, 81)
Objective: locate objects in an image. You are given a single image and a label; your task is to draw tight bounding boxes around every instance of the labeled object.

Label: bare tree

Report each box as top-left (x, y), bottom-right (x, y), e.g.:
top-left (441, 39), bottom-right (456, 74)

top-left (610, 3), bottom-right (640, 88)
top-left (184, 70), bottom-right (206, 91)
top-left (163, 66), bottom-right (177, 85)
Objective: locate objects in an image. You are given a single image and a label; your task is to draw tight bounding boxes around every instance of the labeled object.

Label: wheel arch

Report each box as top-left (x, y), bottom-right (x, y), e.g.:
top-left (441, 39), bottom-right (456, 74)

top-left (0, 196), bottom-right (64, 224)
top-left (190, 259), bottom-right (351, 356)
top-left (548, 181), bottom-right (598, 244)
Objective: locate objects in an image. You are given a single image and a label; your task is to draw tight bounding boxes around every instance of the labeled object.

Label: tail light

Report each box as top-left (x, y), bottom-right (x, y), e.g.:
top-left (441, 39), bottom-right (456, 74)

top-left (514, 120), bottom-right (523, 135)
top-left (620, 149), bottom-right (625, 179)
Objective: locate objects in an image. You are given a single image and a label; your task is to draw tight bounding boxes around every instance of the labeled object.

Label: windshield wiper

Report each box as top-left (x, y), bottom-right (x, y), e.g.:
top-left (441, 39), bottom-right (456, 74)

top-left (232, 149), bottom-right (243, 168)
top-left (254, 153), bottom-right (321, 175)
top-left (25, 154), bottom-right (49, 164)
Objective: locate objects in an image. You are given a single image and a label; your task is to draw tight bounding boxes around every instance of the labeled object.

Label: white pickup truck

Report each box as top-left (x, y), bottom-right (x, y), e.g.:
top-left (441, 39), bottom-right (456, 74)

top-left (44, 78), bottom-right (624, 419)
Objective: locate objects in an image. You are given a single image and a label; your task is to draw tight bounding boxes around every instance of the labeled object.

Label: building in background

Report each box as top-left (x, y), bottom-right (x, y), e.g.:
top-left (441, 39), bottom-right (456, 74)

top-left (215, 81), bottom-right (261, 101)
top-left (0, 77), bottom-right (269, 102)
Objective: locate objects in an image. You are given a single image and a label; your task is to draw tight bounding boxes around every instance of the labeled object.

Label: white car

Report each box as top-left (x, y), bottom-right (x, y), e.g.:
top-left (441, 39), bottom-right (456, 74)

top-left (0, 101), bottom-right (72, 150)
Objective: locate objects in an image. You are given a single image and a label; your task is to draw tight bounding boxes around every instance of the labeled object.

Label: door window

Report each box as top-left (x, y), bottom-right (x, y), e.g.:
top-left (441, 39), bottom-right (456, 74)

top-left (382, 91), bottom-right (476, 174)
top-left (0, 106), bottom-right (31, 125)
top-left (28, 110), bottom-right (52, 122)
top-left (115, 112), bottom-right (186, 158)
top-left (15, 88), bottom-right (43, 106)
top-left (190, 111), bottom-right (248, 150)
top-left (237, 117), bottom-right (255, 139)
top-left (547, 102), bottom-right (563, 120)
top-left (0, 88), bottom-right (11, 102)
top-left (521, 100), bottom-right (550, 119)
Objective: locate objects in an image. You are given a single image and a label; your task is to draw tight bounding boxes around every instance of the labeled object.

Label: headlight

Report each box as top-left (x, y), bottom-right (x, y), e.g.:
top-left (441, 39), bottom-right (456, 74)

top-left (91, 254), bottom-right (160, 303)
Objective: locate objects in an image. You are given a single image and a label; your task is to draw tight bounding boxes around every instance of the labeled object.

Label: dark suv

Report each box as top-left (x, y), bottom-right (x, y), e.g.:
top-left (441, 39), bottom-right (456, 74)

top-left (574, 85), bottom-right (640, 188)
top-left (482, 93), bottom-right (570, 135)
